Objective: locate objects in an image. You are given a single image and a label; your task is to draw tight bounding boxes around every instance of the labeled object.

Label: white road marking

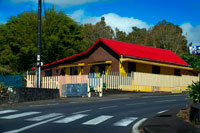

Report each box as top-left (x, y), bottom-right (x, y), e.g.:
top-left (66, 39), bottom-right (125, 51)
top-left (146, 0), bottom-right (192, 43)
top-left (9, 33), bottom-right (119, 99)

top-left (99, 105), bottom-right (118, 110)
top-left (113, 117), bottom-right (138, 127)
top-left (156, 99), bottom-right (176, 103)
top-left (132, 118), bottom-right (147, 133)
top-left (0, 112), bottom-right (40, 119)
top-left (82, 115), bottom-right (113, 125)
top-left (157, 110), bottom-right (168, 114)
top-left (72, 110), bottom-right (92, 114)
top-left (46, 103), bottom-right (59, 106)
top-left (3, 115), bottom-right (64, 133)
top-left (69, 102), bottom-right (80, 104)
top-left (126, 102), bottom-right (146, 106)
top-left (0, 110), bottom-right (18, 115)
top-left (100, 98), bottom-right (130, 102)
top-left (26, 113), bottom-right (62, 121)
top-left (54, 114), bottom-right (88, 123)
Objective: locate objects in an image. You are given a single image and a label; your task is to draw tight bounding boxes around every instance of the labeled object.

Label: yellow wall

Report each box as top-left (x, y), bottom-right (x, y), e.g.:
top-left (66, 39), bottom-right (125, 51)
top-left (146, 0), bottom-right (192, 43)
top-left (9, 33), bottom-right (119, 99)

top-left (160, 66), bottom-right (174, 75)
top-left (65, 67), bottom-right (70, 76)
top-left (94, 66), bottom-right (99, 73)
top-left (136, 63), bottom-right (152, 73)
top-left (105, 65), bottom-right (111, 73)
top-left (119, 61), bottom-right (128, 73)
top-left (78, 67), bottom-right (83, 75)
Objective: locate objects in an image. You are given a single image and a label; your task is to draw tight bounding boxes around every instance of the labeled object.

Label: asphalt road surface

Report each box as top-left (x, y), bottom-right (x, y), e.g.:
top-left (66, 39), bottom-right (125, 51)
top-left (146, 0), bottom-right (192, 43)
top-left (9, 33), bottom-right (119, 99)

top-left (0, 95), bottom-right (188, 133)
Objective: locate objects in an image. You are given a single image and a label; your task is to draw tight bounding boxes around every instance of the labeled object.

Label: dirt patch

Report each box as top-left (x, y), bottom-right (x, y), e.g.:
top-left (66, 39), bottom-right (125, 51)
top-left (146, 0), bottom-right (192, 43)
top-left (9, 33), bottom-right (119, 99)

top-left (177, 108), bottom-right (200, 128)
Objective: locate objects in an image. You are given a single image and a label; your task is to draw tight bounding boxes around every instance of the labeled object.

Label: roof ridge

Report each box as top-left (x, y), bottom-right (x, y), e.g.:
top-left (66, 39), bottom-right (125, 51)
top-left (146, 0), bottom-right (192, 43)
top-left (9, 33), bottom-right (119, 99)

top-left (99, 38), bottom-right (174, 53)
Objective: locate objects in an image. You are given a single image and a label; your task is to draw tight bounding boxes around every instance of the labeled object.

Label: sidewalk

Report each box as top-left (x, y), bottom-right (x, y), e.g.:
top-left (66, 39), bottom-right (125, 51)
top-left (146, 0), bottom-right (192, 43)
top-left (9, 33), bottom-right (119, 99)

top-left (139, 108), bottom-right (200, 133)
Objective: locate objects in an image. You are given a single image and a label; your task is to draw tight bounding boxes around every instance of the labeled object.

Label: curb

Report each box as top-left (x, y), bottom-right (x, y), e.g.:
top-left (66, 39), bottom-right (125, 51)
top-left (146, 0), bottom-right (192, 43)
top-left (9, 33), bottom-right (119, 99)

top-left (132, 118), bottom-right (147, 133)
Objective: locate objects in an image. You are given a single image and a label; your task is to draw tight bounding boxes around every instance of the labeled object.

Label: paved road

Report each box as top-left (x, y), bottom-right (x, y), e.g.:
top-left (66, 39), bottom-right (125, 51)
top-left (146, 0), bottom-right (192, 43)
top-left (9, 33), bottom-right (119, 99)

top-left (0, 95), bottom-right (188, 133)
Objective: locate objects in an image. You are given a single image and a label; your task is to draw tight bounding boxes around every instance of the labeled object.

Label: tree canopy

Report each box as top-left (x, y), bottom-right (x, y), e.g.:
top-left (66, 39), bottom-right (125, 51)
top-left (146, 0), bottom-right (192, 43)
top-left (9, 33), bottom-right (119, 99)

top-left (0, 8), bottom-right (85, 73)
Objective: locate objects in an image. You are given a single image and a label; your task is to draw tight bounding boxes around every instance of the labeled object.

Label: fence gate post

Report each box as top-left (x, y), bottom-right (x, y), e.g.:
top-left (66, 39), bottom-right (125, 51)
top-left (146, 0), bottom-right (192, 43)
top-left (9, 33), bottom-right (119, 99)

top-left (88, 73), bottom-right (91, 97)
top-left (99, 77), bottom-right (103, 97)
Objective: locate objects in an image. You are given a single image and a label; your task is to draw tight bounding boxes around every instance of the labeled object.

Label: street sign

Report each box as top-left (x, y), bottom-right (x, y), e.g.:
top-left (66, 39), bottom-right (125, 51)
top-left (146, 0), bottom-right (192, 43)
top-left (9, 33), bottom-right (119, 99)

top-left (189, 46), bottom-right (200, 55)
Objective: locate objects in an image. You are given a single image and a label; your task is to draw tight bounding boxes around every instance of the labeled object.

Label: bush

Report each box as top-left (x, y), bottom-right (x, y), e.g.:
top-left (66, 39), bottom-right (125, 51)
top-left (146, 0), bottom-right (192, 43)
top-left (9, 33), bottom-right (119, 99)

top-left (187, 81), bottom-right (200, 104)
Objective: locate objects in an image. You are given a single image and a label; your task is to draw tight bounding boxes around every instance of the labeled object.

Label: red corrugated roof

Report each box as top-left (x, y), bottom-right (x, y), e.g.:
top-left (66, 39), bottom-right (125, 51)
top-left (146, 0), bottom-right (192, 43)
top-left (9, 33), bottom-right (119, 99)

top-left (100, 38), bottom-right (189, 66)
top-left (32, 38), bottom-right (188, 69)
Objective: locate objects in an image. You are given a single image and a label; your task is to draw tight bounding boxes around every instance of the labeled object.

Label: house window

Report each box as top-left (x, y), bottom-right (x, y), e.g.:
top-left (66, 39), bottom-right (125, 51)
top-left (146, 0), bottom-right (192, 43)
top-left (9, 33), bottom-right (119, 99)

top-left (45, 70), bottom-right (52, 76)
top-left (128, 62), bottom-right (136, 73)
top-left (99, 65), bottom-right (105, 74)
top-left (152, 66), bottom-right (160, 74)
top-left (70, 67), bottom-right (78, 75)
top-left (174, 69), bottom-right (181, 76)
top-left (60, 69), bottom-right (65, 76)
top-left (90, 66), bottom-right (94, 73)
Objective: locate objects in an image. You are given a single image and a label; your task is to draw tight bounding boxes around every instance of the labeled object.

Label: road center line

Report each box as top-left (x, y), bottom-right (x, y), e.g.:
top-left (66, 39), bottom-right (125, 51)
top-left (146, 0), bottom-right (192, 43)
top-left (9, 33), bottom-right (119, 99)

top-left (3, 115), bottom-right (64, 133)
top-left (99, 105), bottom-right (118, 110)
top-left (126, 102), bottom-right (146, 106)
top-left (157, 110), bottom-right (168, 114)
top-left (155, 99), bottom-right (176, 103)
top-left (72, 110), bottom-right (92, 114)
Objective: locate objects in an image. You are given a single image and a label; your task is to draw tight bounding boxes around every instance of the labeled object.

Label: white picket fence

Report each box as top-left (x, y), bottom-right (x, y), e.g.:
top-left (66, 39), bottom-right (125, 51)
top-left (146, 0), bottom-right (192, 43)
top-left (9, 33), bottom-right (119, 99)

top-left (88, 72), bottom-right (199, 93)
top-left (26, 75), bottom-right (59, 89)
top-left (26, 72), bottom-right (199, 97)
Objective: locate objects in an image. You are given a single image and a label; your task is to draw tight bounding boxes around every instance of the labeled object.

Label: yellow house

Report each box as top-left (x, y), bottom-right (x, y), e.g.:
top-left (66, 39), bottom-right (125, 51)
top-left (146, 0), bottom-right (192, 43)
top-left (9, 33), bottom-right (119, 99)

top-left (37, 38), bottom-right (196, 77)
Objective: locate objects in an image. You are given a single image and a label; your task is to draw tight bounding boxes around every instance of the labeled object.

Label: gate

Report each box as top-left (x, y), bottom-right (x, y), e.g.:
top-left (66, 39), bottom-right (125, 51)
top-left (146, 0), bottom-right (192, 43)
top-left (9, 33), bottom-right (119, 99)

top-left (60, 75), bottom-right (88, 97)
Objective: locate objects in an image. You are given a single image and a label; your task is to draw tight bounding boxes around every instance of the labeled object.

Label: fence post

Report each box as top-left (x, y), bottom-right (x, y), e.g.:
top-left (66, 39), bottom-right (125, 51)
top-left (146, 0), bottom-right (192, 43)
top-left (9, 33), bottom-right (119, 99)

top-left (99, 77), bottom-right (103, 97)
top-left (88, 73), bottom-right (91, 97)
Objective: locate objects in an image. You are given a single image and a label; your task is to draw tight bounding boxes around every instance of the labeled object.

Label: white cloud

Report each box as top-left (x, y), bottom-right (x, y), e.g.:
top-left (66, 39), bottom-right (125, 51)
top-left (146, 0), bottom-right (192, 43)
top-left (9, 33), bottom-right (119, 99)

top-left (11, 0), bottom-right (99, 6)
top-left (70, 10), bottom-right (84, 22)
top-left (181, 23), bottom-right (200, 46)
top-left (82, 13), bottom-right (150, 33)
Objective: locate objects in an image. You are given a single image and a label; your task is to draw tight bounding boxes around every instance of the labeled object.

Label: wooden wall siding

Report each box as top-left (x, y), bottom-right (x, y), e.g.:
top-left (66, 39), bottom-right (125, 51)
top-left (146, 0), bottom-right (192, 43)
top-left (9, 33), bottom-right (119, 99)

top-left (136, 63), bottom-right (152, 73)
top-left (160, 66), bottom-right (174, 75)
top-left (41, 42), bottom-right (119, 76)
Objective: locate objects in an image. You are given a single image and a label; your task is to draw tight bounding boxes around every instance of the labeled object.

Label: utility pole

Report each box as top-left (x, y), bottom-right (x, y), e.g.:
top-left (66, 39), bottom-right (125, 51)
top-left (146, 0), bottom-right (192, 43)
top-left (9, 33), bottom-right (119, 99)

top-left (36, 0), bottom-right (42, 88)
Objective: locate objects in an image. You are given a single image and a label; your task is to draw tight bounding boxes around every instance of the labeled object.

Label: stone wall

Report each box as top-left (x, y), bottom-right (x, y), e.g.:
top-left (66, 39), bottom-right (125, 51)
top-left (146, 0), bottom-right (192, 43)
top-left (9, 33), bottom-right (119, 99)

top-left (0, 87), bottom-right (59, 104)
top-left (190, 104), bottom-right (200, 125)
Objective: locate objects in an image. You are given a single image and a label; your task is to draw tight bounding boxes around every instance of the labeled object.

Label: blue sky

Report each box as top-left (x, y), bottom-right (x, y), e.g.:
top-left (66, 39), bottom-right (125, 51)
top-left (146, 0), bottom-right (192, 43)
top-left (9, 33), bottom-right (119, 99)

top-left (0, 0), bottom-right (200, 45)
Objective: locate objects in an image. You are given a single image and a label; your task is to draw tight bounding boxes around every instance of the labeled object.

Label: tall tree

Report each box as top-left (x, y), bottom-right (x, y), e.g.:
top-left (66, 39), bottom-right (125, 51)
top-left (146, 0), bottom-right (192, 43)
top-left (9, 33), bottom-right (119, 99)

top-left (151, 20), bottom-right (187, 54)
top-left (83, 17), bottom-right (114, 49)
top-left (114, 28), bottom-right (127, 42)
top-left (127, 27), bottom-right (150, 46)
top-left (0, 8), bottom-right (84, 73)
top-left (42, 7), bottom-right (84, 63)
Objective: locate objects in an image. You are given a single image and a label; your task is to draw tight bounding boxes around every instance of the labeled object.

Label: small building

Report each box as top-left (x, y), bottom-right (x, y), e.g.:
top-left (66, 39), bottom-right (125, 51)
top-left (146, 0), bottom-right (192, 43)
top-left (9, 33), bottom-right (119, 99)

top-left (35, 38), bottom-right (195, 76)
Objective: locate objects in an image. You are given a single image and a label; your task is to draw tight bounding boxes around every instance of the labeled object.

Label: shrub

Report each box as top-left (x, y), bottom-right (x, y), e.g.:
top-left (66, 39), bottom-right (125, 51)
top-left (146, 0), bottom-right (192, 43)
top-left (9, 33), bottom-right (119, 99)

top-left (187, 81), bottom-right (200, 104)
